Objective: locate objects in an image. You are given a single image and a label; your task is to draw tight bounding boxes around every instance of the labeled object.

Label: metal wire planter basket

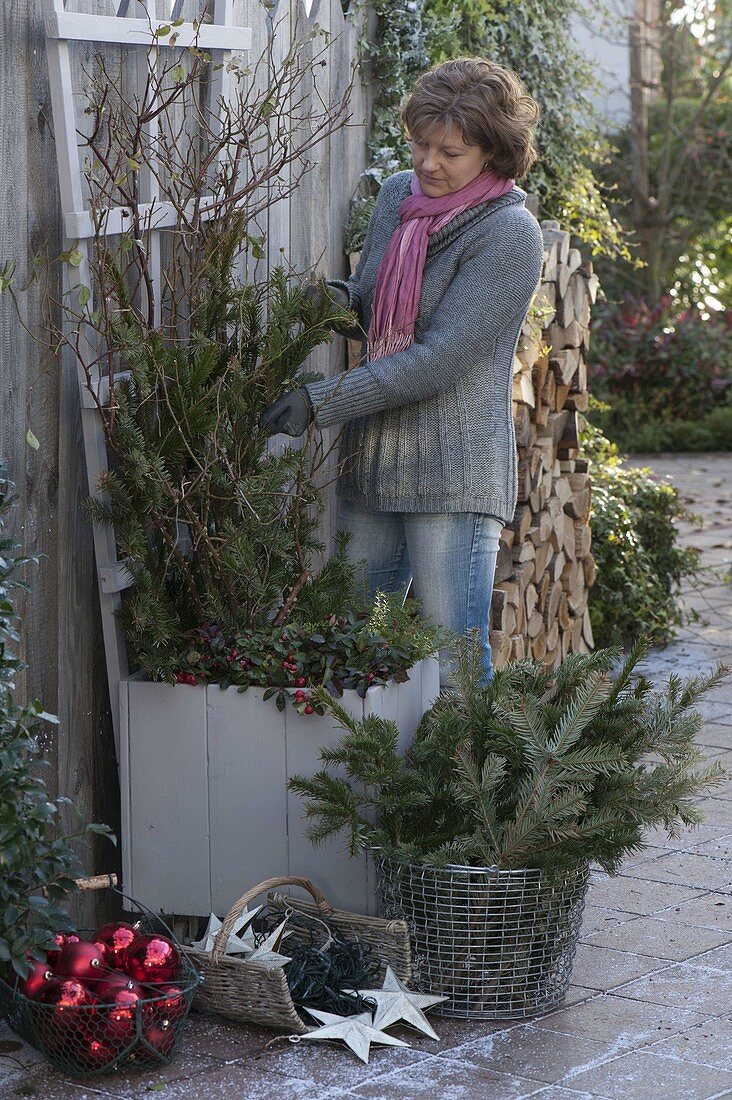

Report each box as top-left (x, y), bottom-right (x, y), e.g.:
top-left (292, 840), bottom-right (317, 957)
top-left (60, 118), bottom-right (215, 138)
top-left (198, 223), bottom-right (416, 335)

top-left (0, 876), bottom-right (200, 1078)
top-left (375, 856), bottom-right (590, 1020)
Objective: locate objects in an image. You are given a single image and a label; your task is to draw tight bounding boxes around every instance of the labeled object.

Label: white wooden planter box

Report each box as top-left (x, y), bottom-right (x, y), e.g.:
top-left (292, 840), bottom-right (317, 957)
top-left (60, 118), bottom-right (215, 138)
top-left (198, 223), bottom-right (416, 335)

top-left (119, 658), bottom-right (439, 918)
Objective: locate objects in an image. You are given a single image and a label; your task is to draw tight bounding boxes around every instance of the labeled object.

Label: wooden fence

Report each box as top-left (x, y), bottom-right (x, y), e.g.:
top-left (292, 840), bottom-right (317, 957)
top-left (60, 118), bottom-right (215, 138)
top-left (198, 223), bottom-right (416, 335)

top-left (0, 0), bottom-right (373, 922)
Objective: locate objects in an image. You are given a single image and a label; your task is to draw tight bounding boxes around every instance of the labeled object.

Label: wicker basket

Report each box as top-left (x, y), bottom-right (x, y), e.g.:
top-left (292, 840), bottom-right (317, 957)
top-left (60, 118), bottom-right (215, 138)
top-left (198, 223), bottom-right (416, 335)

top-left (182, 875), bottom-right (412, 1033)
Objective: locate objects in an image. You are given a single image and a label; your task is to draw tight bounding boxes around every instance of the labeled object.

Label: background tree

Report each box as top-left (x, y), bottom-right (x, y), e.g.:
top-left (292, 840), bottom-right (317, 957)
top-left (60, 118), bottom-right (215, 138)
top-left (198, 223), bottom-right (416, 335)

top-left (596, 0), bottom-right (732, 308)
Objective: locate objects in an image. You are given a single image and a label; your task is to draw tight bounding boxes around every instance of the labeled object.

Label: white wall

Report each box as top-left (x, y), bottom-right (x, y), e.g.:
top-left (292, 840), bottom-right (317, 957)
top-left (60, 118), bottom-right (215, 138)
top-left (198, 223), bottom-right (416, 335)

top-left (570, 0), bottom-right (632, 131)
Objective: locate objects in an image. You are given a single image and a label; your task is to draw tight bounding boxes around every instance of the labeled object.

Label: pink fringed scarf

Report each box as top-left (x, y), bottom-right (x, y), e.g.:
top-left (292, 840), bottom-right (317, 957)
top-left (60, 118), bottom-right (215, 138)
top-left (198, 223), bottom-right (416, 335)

top-left (367, 168), bottom-right (515, 362)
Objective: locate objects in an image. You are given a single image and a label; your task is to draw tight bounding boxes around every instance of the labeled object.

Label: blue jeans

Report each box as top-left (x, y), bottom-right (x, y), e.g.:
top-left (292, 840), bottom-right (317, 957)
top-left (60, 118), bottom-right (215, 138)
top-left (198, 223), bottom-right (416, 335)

top-left (337, 498), bottom-right (503, 688)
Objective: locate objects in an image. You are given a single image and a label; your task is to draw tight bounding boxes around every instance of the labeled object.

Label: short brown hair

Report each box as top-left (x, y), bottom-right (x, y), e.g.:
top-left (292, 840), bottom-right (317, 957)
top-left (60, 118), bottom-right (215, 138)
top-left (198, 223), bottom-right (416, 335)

top-left (401, 58), bottom-right (540, 180)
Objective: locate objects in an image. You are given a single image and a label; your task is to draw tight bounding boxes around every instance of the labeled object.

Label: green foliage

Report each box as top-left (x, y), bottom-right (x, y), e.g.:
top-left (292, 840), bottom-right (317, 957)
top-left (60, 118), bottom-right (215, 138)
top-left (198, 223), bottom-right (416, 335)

top-left (592, 401), bottom-right (732, 454)
top-left (590, 295), bottom-right (732, 421)
top-left (290, 637), bottom-right (728, 874)
top-left (91, 242), bottom-right (443, 690)
top-left (581, 412), bottom-right (702, 647)
top-left (349, 0), bottom-right (633, 262)
top-left (594, 84), bottom-right (732, 309)
top-left (0, 468), bottom-right (113, 979)
top-left (172, 589), bottom-right (449, 711)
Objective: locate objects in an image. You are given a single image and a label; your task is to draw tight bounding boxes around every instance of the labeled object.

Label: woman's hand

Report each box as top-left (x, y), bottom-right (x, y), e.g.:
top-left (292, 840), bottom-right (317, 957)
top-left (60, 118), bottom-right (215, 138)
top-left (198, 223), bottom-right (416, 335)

top-left (258, 388), bottom-right (314, 437)
top-left (302, 280), bottom-right (350, 311)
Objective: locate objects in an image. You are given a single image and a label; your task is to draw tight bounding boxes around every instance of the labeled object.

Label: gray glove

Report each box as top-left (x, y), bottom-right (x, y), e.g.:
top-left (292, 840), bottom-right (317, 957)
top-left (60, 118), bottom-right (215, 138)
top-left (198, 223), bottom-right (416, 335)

top-left (258, 388), bottom-right (314, 437)
top-left (302, 281), bottom-right (350, 310)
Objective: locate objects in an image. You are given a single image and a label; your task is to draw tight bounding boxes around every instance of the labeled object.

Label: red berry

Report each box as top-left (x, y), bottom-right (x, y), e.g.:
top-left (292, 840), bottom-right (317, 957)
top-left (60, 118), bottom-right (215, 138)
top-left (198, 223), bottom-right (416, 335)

top-left (185, 673), bottom-right (198, 686)
top-left (296, 676), bottom-right (307, 687)
top-left (367, 672), bottom-right (375, 682)
top-left (240, 658), bottom-right (249, 669)
top-left (294, 690), bottom-right (306, 702)
top-left (175, 671), bottom-right (186, 684)
top-left (304, 705), bottom-right (314, 715)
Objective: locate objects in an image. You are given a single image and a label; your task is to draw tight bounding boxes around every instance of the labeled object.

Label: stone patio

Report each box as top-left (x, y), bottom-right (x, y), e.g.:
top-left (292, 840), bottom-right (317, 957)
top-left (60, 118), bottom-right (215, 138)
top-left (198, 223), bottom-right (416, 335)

top-left (2, 452), bottom-right (731, 1100)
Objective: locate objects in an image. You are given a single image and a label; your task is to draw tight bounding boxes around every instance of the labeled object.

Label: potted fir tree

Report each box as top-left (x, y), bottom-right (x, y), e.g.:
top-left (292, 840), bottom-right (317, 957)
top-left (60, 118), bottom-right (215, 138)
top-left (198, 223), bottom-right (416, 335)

top-left (38, 32), bottom-right (441, 920)
top-left (290, 637), bottom-right (728, 1018)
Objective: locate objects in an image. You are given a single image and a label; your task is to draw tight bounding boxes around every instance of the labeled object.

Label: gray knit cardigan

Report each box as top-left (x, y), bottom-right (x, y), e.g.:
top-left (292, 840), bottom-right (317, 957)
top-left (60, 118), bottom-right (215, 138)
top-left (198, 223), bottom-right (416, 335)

top-left (304, 169), bottom-right (544, 524)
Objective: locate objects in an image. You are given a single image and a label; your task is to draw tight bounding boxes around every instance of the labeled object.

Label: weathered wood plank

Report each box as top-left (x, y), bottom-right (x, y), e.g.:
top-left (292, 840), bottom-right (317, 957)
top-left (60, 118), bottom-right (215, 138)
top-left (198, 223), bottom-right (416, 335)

top-left (124, 679), bottom-right (211, 914)
top-left (207, 685), bottom-right (289, 914)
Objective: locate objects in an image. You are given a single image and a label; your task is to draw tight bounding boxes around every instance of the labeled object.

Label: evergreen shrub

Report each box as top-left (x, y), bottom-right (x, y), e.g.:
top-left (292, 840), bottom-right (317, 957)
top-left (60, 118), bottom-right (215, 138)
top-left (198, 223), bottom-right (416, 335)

top-left (581, 413), bottom-right (702, 648)
top-left (87, 254), bottom-right (443, 698)
top-left (590, 294), bottom-right (732, 423)
top-left (290, 638), bottom-right (728, 875)
top-left (0, 468), bottom-right (113, 979)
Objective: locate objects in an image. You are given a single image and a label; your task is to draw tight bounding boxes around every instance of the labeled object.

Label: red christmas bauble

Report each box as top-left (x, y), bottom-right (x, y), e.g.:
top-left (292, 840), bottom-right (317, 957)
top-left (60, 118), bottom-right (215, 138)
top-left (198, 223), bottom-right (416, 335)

top-left (96, 974), bottom-right (146, 1044)
top-left (122, 934), bottom-right (180, 984)
top-left (73, 1030), bottom-right (115, 1072)
top-left (94, 972), bottom-right (141, 1001)
top-left (147, 984), bottom-right (185, 1024)
top-left (33, 977), bottom-right (98, 1010)
top-left (19, 960), bottom-right (54, 999)
top-left (46, 932), bottom-right (80, 968)
top-left (92, 921), bottom-right (138, 968)
top-left (55, 941), bottom-right (107, 982)
top-left (143, 1017), bottom-right (175, 1059)
top-left (33, 978), bottom-right (100, 1052)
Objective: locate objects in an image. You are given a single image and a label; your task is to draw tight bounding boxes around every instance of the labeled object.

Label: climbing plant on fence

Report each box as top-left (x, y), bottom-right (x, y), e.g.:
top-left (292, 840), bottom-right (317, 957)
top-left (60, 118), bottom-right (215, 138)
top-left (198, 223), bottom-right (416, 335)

top-left (348, 0), bottom-right (633, 264)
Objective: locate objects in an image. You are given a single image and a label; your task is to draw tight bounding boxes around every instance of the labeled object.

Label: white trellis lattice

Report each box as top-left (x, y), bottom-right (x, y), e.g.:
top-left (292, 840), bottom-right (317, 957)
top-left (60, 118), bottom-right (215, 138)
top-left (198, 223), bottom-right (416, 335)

top-left (44, 0), bottom-right (253, 754)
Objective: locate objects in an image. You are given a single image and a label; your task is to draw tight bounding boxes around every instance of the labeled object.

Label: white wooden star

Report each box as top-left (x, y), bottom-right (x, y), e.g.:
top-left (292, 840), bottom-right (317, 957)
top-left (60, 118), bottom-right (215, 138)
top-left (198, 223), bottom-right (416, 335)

top-left (347, 966), bottom-right (447, 1040)
top-left (300, 1007), bottom-right (409, 1064)
top-left (189, 907), bottom-right (262, 955)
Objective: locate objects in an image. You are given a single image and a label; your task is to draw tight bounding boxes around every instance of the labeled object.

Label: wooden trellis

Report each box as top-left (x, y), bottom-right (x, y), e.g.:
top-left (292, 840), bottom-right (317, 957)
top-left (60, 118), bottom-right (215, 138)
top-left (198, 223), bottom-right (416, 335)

top-left (44, 0), bottom-right (253, 753)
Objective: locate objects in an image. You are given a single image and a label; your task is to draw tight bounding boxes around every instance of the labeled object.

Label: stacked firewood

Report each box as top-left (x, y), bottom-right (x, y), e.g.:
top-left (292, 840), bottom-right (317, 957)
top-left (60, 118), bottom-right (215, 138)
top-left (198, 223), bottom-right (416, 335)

top-left (490, 219), bottom-right (599, 670)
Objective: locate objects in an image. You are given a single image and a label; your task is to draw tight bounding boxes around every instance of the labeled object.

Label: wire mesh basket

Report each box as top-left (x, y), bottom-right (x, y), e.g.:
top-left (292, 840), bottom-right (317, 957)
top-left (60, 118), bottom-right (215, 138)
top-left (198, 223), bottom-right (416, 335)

top-left (0, 876), bottom-right (201, 1077)
top-left (375, 857), bottom-right (589, 1019)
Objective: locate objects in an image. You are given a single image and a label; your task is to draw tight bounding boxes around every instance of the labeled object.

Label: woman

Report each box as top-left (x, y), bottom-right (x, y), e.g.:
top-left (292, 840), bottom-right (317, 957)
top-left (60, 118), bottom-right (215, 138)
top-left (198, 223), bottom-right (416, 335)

top-left (261, 58), bottom-right (544, 688)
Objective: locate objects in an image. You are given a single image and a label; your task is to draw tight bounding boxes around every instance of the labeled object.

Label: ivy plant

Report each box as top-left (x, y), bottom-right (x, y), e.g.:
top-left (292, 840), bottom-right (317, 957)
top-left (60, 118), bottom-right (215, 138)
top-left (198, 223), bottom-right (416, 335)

top-left (348, 0), bottom-right (635, 263)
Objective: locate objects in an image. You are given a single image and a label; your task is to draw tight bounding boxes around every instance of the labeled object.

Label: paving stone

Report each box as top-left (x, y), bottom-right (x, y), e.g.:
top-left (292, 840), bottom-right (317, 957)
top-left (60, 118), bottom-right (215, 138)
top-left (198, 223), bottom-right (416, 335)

top-left (124, 1059), bottom-right (349, 1100)
top-left (570, 944), bottom-right (667, 992)
top-left (647, 1014), bottom-right (732, 1071)
top-left (585, 873), bottom-right (706, 916)
top-left (523, 1089), bottom-right (595, 1099)
top-left (577, 906), bottom-right (642, 936)
top-left (0, 1073), bottom-right (126, 1098)
top-left (622, 851), bottom-right (732, 891)
top-left (435, 1023), bottom-right (617, 1086)
top-left (562, 1049), bottom-right (732, 1100)
top-left (582, 913), bottom-right (731, 961)
top-left (532, 993), bottom-right (710, 1051)
top-left (691, 943), bottom-right (732, 970)
top-left (15, 1049), bottom-right (225, 1100)
top-left (613, 962), bottom-right (732, 1013)
top-left (250, 1036), bottom-right (432, 1089)
top-left (685, 835), bottom-right (732, 860)
top-left (669, 891), bottom-right (732, 932)
top-left (0, 1022), bottom-right (47, 1090)
top-left (375, 1014), bottom-right (517, 1056)
top-left (695, 797), bottom-right (732, 826)
top-left (177, 1010), bottom-right (273, 1062)
top-left (347, 1054), bottom-right (541, 1099)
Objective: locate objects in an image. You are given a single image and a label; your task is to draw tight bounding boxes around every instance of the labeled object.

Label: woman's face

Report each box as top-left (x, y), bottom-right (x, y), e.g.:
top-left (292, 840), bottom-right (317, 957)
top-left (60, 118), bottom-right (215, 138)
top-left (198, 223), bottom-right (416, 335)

top-left (409, 121), bottom-right (488, 196)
